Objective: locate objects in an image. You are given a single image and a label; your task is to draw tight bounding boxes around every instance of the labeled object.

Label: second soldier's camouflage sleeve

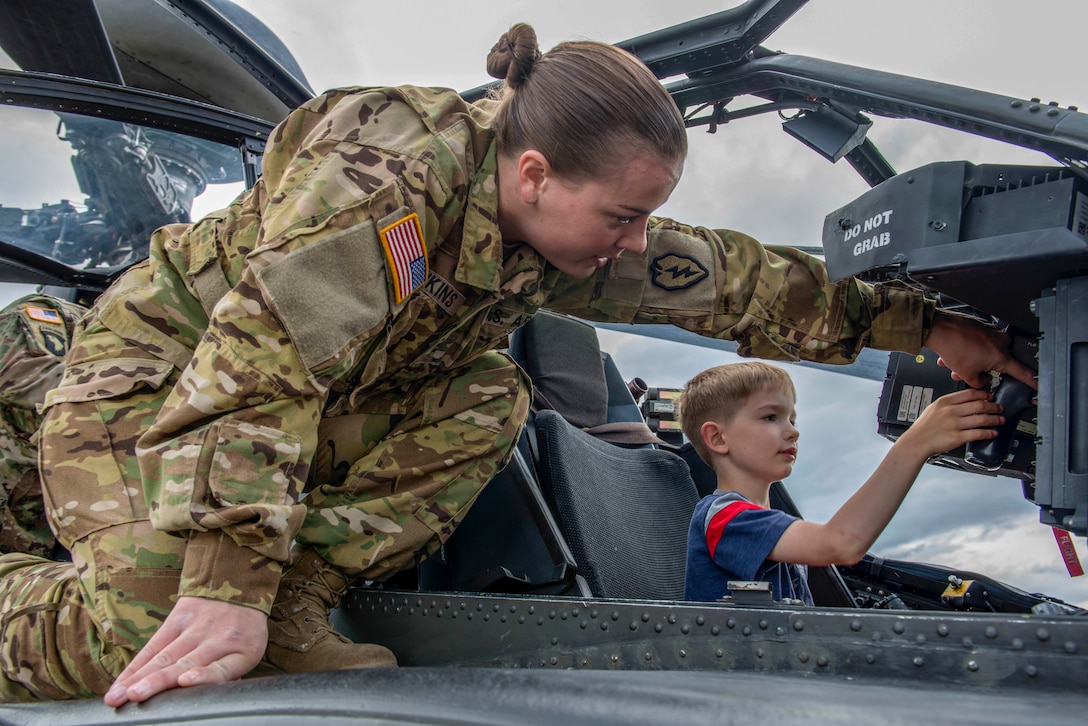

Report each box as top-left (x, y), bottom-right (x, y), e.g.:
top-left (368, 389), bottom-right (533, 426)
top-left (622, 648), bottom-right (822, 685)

top-left (547, 216), bottom-right (934, 365)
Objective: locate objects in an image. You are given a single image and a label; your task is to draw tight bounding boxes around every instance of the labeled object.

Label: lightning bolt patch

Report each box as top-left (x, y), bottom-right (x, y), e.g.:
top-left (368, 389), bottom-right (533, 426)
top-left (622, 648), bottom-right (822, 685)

top-left (650, 253), bottom-right (709, 291)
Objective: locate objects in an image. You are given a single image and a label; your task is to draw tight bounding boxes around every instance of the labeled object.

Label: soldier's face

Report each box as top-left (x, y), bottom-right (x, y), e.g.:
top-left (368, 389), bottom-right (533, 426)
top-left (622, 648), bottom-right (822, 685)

top-left (518, 152), bottom-right (679, 278)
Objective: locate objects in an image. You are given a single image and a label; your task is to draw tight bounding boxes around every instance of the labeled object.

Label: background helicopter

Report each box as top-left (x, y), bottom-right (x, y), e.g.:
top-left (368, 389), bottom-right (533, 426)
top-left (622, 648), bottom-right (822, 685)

top-left (0, 0), bottom-right (1087, 723)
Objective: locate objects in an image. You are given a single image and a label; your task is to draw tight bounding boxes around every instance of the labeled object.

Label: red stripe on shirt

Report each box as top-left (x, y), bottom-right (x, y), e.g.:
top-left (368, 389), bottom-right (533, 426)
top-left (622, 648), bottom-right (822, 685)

top-left (706, 500), bottom-right (762, 554)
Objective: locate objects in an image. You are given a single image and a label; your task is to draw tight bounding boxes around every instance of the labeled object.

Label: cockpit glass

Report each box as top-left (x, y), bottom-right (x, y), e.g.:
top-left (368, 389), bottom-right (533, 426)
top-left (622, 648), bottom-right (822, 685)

top-left (0, 103), bottom-right (245, 275)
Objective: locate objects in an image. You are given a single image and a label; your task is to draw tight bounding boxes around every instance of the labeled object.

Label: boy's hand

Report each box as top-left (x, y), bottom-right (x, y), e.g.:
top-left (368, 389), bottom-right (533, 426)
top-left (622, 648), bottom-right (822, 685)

top-left (899, 387), bottom-right (1004, 460)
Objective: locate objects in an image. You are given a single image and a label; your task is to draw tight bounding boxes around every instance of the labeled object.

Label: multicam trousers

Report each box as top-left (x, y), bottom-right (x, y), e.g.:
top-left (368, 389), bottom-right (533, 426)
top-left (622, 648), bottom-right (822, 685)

top-left (0, 350), bottom-right (529, 701)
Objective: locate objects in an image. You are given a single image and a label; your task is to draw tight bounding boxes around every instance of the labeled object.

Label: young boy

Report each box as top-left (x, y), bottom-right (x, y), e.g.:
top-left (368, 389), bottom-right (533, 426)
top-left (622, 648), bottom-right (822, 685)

top-left (680, 361), bottom-right (1004, 604)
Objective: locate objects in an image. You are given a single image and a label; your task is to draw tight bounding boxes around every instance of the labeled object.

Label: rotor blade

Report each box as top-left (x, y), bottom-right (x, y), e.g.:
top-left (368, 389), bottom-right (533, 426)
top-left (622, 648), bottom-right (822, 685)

top-left (588, 321), bottom-right (890, 382)
top-left (0, 0), bottom-right (123, 84)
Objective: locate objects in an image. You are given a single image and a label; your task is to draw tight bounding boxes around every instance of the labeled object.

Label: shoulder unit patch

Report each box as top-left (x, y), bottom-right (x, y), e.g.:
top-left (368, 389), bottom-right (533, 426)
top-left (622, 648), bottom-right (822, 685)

top-left (650, 253), bottom-right (709, 291)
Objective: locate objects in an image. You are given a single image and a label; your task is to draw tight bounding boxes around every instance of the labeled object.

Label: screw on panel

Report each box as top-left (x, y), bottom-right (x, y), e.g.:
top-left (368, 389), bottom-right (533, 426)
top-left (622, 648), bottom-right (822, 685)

top-left (681, 624), bottom-right (691, 634)
top-left (798, 652), bottom-right (810, 664)
top-left (865, 654), bottom-right (876, 664)
top-left (759, 619), bottom-right (769, 630)
top-left (912, 657), bottom-right (925, 667)
top-left (937, 624), bottom-right (950, 637)
top-left (629, 621), bottom-right (639, 631)
top-left (1036, 628), bottom-right (1051, 642)
top-left (893, 622), bottom-right (906, 634)
top-left (967, 661), bottom-right (979, 672)
top-left (756, 648), bottom-right (765, 659)
top-left (850, 620), bottom-right (863, 632)
top-left (610, 611), bottom-right (620, 621)
top-left (1065, 641), bottom-right (1078, 654)
top-left (792, 620), bottom-right (804, 632)
top-left (817, 656), bottom-right (829, 668)
top-left (715, 648), bottom-right (724, 658)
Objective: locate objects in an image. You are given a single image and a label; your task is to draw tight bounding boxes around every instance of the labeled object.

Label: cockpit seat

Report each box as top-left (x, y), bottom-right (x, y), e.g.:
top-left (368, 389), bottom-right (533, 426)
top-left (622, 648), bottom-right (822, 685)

top-left (534, 408), bottom-right (698, 600)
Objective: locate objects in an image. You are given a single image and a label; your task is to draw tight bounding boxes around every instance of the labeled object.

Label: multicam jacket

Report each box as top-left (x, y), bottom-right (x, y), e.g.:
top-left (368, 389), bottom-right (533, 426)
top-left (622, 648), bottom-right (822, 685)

top-left (45, 86), bottom-right (934, 608)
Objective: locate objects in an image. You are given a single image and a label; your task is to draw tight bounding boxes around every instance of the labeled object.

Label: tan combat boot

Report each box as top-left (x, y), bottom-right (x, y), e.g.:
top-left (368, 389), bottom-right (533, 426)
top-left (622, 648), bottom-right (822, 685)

top-left (263, 548), bottom-right (397, 673)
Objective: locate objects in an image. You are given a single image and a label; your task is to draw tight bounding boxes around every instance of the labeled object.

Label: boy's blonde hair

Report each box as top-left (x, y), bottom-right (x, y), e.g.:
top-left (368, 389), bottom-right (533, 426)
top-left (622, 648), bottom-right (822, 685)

top-left (679, 361), bottom-right (796, 462)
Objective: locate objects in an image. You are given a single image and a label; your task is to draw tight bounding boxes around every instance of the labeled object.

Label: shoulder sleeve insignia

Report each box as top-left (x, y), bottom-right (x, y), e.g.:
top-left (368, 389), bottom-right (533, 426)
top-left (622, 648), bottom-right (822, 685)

top-left (379, 212), bottom-right (429, 304)
top-left (650, 253), bottom-right (709, 291)
top-left (24, 304), bottom-right (63, 324)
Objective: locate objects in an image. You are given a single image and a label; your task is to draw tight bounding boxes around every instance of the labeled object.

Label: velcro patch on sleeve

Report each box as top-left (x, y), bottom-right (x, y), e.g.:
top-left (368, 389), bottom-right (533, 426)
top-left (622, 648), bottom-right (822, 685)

top-left (379, 212), bottom-right (428, 304)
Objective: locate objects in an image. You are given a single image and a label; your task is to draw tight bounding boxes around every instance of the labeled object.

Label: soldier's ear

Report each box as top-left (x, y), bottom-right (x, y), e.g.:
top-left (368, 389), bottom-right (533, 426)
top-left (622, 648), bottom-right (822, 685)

top-left (516, 150), bottom-right (551, 205)
top-left (701, 420), bottom-right (729, 456)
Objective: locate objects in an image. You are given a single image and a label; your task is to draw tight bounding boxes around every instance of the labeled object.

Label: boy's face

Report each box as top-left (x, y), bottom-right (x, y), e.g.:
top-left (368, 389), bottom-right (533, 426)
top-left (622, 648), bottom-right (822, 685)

top-left (716, 385), bottom-right (799, 486)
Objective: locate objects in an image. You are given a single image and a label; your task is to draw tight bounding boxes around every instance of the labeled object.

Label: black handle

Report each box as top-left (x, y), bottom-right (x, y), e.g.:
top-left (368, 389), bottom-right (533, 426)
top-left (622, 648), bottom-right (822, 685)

top-left (964, 377), bottom-right (1035, 471)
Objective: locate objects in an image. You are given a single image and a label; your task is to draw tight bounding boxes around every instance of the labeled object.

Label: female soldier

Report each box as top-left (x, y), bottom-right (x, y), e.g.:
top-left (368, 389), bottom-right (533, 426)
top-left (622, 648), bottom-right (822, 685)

top-left (0, 23), bottom-right (1028, 704)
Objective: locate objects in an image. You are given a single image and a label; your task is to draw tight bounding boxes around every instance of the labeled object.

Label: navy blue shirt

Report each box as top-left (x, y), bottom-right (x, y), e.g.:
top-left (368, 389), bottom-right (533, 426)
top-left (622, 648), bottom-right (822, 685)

top-left (684, 491), bottom-right (814, 605)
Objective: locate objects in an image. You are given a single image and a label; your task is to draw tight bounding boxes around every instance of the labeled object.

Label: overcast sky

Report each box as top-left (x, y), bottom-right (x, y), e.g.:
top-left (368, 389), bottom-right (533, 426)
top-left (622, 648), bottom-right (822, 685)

top-left (2, 0), bottom-right (1086, 607)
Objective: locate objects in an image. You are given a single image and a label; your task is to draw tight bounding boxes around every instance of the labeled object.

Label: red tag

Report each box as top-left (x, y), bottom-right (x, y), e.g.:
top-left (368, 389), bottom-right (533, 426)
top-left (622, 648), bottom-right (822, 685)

top-left (1052, 527), bottom-right (1085, 577)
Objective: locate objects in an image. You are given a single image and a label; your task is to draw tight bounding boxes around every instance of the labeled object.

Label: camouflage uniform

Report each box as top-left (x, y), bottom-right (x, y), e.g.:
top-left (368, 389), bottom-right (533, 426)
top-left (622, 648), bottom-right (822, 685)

top-left (0, 294), bottom-right (85, 558)
top-left (0, 86), bottom-right (934, 700)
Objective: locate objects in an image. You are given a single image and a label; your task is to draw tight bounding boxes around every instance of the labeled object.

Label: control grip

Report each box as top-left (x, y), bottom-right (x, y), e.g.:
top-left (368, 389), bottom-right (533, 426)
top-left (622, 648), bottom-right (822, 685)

top-left (964, 377), bottom-right (1036, 471)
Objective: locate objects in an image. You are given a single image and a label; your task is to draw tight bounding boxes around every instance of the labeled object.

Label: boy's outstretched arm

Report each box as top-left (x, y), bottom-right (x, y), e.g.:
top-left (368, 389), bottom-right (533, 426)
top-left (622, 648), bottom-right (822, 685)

top-left (770, 388), bottom-right (1003, 567)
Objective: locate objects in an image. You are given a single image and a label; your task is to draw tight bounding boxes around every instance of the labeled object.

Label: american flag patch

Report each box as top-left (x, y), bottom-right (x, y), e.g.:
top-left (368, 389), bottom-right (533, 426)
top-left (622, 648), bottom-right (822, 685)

top-left (25, 304), bottom-right (63, 324)
top-left (379, 212), bottom-right (428, 304)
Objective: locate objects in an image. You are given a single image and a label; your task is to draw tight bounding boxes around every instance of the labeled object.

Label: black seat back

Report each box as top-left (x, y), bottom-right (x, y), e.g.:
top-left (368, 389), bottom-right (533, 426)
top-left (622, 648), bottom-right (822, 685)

top-left (534, 409), bottom-right (699, 600)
